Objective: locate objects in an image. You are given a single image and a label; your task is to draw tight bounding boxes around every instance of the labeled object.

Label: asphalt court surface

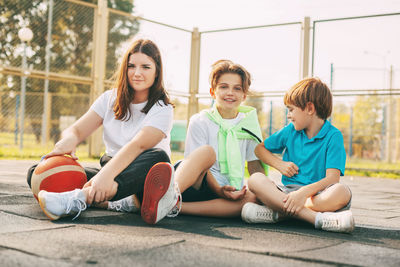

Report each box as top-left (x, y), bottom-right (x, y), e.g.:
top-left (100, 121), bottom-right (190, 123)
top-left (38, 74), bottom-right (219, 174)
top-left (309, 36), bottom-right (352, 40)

top-left (1, 159), bottom-right (399, 266)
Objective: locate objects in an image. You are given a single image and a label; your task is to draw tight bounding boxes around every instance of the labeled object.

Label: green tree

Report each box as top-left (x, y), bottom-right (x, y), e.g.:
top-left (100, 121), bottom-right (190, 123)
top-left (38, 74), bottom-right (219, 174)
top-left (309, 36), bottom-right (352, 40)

top-left (331, 102), bottom-right (351, 153)
top-left (0, 0), bottom-right (139, 142)
top-left (352, 95), bottom-right (384, 158)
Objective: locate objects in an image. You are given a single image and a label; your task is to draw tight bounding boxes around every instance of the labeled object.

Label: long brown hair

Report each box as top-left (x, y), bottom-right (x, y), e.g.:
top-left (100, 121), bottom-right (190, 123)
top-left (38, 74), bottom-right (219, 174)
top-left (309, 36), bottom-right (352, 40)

top-left (112, 39), bottom-right (172, 120)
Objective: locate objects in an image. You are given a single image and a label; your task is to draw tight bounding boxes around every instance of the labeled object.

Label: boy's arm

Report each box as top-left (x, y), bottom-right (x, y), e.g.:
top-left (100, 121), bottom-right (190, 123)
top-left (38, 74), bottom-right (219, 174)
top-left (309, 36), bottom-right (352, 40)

top-left (296, 130), bottom-right (346, 200)
top-left (206, 170), bottom-right (246, 200)
top-left (255, 142), bottom-right (299, 177)
top-left (296, 168), bottom-right (340, 197)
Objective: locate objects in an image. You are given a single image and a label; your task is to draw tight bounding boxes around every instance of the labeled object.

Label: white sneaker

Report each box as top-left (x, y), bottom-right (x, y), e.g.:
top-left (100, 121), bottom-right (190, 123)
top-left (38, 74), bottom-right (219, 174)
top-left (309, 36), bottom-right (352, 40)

top-left (315, 210), bottom-right (355, 233)
top-left (108, 195), bottom-right (139, 213)
top-left (38, 189), bottom-right (87, 221)
top-left (241, 202), bottom-right (279, 224)
top-left (141, 162), bottom-right (181, 224)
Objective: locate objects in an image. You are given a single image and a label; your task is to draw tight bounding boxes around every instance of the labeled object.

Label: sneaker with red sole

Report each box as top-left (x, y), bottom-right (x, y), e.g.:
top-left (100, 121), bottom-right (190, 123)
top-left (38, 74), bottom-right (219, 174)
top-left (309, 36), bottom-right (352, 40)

top-left (141, 162), bottom-right (181, 224)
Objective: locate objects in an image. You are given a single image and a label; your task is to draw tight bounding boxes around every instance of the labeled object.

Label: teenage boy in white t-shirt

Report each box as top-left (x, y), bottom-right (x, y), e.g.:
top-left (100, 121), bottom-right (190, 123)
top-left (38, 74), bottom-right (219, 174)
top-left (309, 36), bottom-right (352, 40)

top-left (140, 60), bottom-right (267, 224)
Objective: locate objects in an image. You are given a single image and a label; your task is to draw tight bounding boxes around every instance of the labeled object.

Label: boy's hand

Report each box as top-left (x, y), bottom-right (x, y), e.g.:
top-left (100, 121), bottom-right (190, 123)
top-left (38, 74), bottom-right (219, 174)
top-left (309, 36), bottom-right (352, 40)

top-left (278, 161), bottom-right (299, 177)
top-left (282, 190), bottom-right (307, 216)
top-left (220, 185), bottom-right (246, 201)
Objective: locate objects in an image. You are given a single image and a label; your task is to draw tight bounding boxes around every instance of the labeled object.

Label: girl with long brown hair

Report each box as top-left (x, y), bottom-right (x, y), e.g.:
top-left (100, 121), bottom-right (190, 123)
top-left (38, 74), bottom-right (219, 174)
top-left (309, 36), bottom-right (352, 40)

top-left (27, 39), bottom-right (177, 220)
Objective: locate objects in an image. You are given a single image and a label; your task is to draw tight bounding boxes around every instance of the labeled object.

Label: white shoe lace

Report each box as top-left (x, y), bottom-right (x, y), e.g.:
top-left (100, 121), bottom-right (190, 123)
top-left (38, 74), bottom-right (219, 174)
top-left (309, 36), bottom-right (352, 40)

top-left (322, 218), bottom-right (340, 230)
top-left (256, 210), bottom-right (274, 221)
top-left (65, 197), bottom-right (87, 220)
top-left (166, 183), bottom-right (182, 218)
top-left (108, 201), bottom-right (123, 212)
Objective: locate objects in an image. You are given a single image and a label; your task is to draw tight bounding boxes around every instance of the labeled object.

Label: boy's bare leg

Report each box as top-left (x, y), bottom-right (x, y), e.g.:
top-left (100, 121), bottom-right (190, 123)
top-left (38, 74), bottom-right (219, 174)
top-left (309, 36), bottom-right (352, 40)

top-left (175, 145), bottom-right (216, 192)
top-left (305, 183), bottom-right (351, 212)
top-left (181, 190), bottom-right (257, 217)
top-left (248, 173), bottom-right (316, 224)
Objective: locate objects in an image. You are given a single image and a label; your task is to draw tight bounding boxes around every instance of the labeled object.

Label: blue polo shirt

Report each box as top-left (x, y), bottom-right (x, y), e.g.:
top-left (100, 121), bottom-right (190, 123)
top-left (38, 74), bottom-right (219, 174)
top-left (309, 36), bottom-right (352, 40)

top-left (264, 120), bottom-right (346, 186)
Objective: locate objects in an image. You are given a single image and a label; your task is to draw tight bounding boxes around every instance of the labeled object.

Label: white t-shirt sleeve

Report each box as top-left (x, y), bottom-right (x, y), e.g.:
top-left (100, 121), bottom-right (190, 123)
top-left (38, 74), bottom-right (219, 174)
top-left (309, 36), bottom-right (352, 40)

top-left (246, 139), bottom-right (259, 162)
top-left (90, 90), bottom-right (114, 119)
top-left (143, 102), bottom-right (174, 137)
top-left (184, 113), bottom-right (209, 157)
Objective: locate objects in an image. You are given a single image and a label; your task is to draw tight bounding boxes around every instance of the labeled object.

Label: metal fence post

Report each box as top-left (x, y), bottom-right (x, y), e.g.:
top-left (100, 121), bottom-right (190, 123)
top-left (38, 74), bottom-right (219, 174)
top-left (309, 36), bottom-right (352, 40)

top-left (329, 63), bottom-right (334, 123)
top-left (386, 65), bottom-right (394, 162)
top-left (41, 0), bottom-right (53, 145)
top-left (45, 92), bottom-right (52, 141)
top-left (349, 107), bottom-right (353, 157)
top-left (396, 98), bottom-right (400, 161)
top-left (15, 94), bottom-right (20, 145)
top-left (89, 0), bottom-right (108, 157)
top-left (19, 42), bottom-right (28, 151)
top-left (381, 106), bottom-right (386, 160)
top-left (269, 101), bottom-right (273, 136)
top-left (300, 17), bottom-right (310, 79)
top-left (187, 27), bottom-right (201, 124)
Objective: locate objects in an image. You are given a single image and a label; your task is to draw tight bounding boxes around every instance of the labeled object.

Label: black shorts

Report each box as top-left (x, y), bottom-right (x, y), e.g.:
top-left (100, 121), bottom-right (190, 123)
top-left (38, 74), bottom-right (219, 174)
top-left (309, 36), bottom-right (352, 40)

top-left (174, 161), bottom-right (219, 202)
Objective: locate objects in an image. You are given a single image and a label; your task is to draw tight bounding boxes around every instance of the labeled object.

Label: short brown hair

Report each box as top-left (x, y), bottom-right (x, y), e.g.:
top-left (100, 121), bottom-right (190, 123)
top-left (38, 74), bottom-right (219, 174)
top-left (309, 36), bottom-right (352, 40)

top-left (209, 60), bottom-right (251, 94)
top-left (284, 77), bottom-right (332, 120)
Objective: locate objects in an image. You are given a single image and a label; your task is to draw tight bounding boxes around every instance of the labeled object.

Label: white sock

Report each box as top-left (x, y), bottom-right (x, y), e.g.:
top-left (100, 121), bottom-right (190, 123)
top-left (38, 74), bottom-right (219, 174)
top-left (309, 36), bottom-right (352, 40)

top-left (315, 212), bottom-right (323, 228)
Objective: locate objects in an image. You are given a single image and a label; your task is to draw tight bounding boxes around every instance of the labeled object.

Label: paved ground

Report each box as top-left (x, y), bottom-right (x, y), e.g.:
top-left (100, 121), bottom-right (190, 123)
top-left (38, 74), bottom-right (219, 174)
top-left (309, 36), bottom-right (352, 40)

top-left (0, 159), bottom-right (399, 267)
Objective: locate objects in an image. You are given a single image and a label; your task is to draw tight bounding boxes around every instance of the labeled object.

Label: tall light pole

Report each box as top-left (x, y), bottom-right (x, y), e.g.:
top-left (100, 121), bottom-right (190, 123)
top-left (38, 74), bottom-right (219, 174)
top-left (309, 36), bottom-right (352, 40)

top-left (18, 27), bottom-right (33, 151)
top-left (41, 0), bottom-right (54, 145)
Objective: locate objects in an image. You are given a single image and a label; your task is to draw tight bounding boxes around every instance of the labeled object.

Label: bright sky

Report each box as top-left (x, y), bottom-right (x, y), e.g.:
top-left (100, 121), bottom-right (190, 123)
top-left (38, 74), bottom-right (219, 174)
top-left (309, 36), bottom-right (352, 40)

top-left (132, 0), bottom-right (400, 95)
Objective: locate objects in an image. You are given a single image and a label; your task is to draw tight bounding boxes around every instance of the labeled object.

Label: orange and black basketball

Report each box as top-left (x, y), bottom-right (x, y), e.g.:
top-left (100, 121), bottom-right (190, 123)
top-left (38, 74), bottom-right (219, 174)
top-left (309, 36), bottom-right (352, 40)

top-left (31, 155), bottom-right (87, 200)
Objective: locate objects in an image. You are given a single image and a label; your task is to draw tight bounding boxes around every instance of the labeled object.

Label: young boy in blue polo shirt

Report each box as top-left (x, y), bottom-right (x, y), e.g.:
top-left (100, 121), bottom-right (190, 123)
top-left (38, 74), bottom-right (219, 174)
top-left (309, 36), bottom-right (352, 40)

top-left (241, 77), bottom-right (354, 233)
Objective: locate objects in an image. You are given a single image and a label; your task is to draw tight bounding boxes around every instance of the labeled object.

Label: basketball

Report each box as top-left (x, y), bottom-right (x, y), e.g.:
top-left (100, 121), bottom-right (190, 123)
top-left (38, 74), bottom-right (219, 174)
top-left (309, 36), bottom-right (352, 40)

top-left (31, 155), bottom-right (87, 200)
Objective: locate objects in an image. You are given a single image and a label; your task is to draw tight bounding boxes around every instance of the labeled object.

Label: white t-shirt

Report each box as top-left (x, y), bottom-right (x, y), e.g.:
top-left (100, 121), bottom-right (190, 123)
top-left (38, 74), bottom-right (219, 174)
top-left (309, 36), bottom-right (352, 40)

top-left (184, 111), bottom-right (259, 187)
top-left (90, 90), bottom-right (173, 157)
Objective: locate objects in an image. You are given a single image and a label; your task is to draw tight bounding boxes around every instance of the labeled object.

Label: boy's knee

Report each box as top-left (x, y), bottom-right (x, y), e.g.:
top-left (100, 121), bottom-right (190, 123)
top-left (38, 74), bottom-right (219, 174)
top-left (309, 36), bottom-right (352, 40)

top-left (204, 145), bottom-right (216, 165)
top-left (335, 183), bottom-right (352, 203)
top-left (191, 145), bottom-right (216, 166)
top-left (329, 183), bottom-right (351, 196)
top-left (247, 172), bottom-right (267, 192)
top-left (200, 145), bottom-right (216, 159)
top-left (315, 183), bottom-right (351, 211)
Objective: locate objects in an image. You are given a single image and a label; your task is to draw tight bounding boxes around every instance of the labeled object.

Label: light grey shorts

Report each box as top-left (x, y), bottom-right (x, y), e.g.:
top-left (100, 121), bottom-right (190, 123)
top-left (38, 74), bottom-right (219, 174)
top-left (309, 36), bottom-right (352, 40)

top-left (276, 183), bottom-right (352, 211)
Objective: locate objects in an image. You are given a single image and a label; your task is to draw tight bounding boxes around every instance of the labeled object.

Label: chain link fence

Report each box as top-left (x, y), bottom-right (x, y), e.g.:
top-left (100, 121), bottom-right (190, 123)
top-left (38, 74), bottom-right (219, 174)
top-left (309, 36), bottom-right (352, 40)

top-left (0, 0), bottom-right (190, 158)
top-left (1, 1), bottom-right (399, 163)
